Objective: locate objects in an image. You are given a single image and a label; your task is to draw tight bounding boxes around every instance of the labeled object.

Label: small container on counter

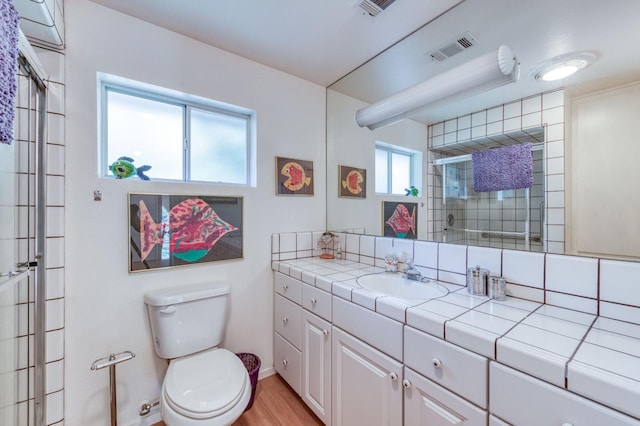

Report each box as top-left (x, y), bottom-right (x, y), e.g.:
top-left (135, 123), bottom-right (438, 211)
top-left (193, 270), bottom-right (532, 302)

top-left (467, 265), bottom-right (489, 295)
top-left (488, 276), bottom-right (507, 300)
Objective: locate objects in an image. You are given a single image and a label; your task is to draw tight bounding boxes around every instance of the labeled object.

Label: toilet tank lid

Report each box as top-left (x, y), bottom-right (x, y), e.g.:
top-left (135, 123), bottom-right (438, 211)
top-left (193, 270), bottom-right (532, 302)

top-left (144, 282), bottom-right (230, 306)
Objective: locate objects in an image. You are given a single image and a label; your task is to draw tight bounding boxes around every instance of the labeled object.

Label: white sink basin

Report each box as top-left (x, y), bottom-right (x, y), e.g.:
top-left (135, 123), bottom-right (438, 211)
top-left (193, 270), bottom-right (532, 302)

top-left (356, 273), bottom-right (448, 301)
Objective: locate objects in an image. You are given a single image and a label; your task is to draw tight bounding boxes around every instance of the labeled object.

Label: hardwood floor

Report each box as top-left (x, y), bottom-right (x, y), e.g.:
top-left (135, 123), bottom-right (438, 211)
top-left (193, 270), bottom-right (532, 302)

top-left (153, 374), bottom-right (323, 426)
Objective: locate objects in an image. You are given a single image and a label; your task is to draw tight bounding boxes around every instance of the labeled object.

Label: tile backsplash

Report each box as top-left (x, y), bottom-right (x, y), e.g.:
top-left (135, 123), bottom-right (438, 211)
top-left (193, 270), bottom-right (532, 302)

top-left (271, 231), bottom-right (640, 324)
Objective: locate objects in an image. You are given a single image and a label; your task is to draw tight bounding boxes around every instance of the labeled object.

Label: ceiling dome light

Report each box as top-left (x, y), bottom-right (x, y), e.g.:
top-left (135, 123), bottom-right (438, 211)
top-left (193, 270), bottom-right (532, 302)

top-left (531, 51), bottom-right (596, 82)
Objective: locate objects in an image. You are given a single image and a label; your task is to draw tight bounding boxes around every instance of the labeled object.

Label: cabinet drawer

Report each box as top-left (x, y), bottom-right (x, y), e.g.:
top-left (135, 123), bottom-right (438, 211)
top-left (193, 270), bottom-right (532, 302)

top-left (490, 362), bottom-right (640, 426)
top-left (274, 293), bottom-right (301, 349)
top-left (302, 283), bottom-right (332, 321)
top-left (404, 367), bottom-right (487, 426)
top-left (275, 271), bottom-right (302, 304)
top-left (404, 326), bottom-right (488, 408)
top-left (274, 332), bottom-right (301, 396)
top-left (333, 296), bottom-right (403, 361)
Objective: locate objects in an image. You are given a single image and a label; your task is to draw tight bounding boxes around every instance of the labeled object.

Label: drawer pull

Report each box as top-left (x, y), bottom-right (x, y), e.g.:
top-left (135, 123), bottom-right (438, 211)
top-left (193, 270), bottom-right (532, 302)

top-left (282, 359), bottom-right (288, 367)
top-left (432, 358), bottom-right (442, 368)
top-left (389, 372), bottom-right (398, 381)
top-left (282, 317), bottom-right (288, 324)
top-left (402, 379), bottom-right (411, 389)
top-left (311, 298), bottom-right (317, 304)
top-left (283, 284), bottom-right (288, 290)
top-left (322, 329), bottom-right (328, 336)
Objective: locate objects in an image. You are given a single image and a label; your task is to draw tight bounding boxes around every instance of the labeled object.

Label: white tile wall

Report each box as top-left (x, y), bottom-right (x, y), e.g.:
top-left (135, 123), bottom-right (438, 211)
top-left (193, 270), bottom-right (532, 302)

top-left (502, 250), bottom-right (545, 288)
top-left (545, 254), bottom-right (598, 298)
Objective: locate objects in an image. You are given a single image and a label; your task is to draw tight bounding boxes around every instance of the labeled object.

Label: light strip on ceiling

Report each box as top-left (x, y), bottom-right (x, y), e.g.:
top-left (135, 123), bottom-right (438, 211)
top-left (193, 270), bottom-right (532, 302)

top-left (356, 45), bottom-right (520, 130)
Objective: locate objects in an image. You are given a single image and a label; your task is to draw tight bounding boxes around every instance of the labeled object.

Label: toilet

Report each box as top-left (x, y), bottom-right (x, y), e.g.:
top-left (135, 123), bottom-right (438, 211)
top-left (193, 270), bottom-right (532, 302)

top-left (144, 282), bottom-right (251, 426)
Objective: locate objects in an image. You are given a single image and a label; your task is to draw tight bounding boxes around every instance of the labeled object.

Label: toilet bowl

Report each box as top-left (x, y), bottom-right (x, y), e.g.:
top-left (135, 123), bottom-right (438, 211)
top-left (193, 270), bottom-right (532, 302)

top-left (144, 282), bottom-right (253, 426)
top-left (160, 348), bottom-right (251, 426)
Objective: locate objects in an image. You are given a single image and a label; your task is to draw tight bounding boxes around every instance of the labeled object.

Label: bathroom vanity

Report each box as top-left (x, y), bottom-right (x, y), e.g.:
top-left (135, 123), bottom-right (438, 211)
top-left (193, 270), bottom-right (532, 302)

top-left (271, 233), bottom-right (640, 426)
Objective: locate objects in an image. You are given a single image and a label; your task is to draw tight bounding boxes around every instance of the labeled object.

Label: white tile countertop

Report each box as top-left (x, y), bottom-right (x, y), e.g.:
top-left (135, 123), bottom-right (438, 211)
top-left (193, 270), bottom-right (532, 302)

top-left (273, 257), bottom-right (640, 420)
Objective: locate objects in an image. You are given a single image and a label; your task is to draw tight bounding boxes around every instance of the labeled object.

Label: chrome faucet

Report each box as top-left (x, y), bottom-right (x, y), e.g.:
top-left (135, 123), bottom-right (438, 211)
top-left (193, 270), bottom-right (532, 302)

top-left (402, 258), bottom-right (422, 281)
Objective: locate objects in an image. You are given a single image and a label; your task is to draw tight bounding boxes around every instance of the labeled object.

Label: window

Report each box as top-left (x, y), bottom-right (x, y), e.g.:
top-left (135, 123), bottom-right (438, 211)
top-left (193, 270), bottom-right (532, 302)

top-left (375, 142), bottom-right (422, 195)
top-left (99, 73), bottom-right (255, 185)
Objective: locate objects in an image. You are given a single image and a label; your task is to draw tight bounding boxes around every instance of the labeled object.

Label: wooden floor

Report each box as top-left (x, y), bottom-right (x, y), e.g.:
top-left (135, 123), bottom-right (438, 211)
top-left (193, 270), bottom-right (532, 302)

top-left (153, 374), bottom-right (323, 426)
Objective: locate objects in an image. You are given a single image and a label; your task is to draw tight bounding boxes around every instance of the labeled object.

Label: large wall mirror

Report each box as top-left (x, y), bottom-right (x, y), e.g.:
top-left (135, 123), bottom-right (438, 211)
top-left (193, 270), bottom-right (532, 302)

top-left (326, 0), bottom-right (640, 261)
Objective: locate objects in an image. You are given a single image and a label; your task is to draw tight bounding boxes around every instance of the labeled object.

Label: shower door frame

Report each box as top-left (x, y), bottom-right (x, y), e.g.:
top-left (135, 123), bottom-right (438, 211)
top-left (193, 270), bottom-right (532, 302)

top-left (17, 51), bottom-right (48, 426)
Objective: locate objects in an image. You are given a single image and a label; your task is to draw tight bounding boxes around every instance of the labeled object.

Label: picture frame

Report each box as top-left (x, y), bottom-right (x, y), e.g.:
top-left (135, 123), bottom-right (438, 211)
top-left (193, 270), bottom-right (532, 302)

top-left (275, 156), bottom-right (314, 196)
top-left (382, 201), bottom-right (418, 239)
top-left (128, 193), bottom-right (243, 272)
top-left (338, 165), bottom-right (366, 199)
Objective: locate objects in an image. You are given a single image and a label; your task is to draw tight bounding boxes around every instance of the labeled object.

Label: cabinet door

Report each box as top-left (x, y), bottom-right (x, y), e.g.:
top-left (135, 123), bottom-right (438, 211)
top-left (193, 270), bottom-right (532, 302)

top-left (302, 310), bottom-right (332, 425)
top-left (404, 367), bottom-right (487, 426)
top-left (332, 326), bottom-right (402, 426)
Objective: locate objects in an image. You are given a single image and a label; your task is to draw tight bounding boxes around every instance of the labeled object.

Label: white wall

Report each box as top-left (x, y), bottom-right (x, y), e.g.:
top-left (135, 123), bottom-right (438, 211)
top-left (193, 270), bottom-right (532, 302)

top-left (64, 1), bottom-right (326, 425)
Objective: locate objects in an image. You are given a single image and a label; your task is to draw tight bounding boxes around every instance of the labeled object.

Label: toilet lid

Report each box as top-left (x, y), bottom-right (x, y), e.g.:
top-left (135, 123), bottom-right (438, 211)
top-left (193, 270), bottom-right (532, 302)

top-left (164, 348), bottom-right (249, 419)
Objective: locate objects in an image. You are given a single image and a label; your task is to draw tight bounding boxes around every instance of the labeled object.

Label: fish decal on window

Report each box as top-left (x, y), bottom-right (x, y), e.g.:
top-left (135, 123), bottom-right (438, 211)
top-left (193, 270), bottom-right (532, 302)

top-left (138, 197), bottom-right (236, 262)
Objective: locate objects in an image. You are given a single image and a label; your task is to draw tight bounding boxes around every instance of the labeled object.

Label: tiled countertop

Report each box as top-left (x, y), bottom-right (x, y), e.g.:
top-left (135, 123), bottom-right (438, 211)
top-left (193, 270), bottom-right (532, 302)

top-left (273, 257), bottom-right (640, 420)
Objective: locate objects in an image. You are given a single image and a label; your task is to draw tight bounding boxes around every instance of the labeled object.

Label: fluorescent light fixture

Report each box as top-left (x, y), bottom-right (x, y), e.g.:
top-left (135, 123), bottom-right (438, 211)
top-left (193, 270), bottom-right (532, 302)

top-left (356, 45), bottom-right (520, 130)
top-left (531, 51), bottom-right (596, 82)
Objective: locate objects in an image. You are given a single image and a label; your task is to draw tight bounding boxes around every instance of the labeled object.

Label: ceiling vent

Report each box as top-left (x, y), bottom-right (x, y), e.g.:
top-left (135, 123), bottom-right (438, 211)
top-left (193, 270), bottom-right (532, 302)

top-left (429, 32), bottom-right (479, 62)
top-left (357, 0), bottom-right (397, 17)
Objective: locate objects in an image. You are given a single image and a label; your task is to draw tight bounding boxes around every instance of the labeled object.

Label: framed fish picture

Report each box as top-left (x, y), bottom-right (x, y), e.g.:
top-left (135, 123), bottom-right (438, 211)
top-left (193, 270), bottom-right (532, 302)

top-left (382, 201), bottom-right (418, 239)
top-left (275, 156), bottom-right (314, 196)
top-left (338, 165), bottom-right (366, 199)
top-left (128, 193), bottom-right (243, 272)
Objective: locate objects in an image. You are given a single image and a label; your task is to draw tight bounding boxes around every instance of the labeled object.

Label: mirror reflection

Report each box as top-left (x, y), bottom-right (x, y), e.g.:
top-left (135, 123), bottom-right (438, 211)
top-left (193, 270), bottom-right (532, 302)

top-left (326, 0), bottom-right (640, 261)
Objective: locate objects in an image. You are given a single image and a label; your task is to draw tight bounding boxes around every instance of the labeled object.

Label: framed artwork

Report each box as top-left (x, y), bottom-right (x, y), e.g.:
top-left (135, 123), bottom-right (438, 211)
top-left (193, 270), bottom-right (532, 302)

top-left (276, 156), bottom-right (314, 195)
top-left (128, 193), bottom-right (243, 272)
top-left (338, 165), bottom-right (366, 199)
top-left (382, 201), bottom-right (418, 239)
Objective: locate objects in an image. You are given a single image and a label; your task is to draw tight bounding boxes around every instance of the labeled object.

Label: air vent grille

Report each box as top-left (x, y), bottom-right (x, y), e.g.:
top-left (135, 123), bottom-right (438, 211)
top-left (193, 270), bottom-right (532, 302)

top-left (358, 0), bottom-right (397, 17)
top-left (429, 32), bottom-right (479, 62)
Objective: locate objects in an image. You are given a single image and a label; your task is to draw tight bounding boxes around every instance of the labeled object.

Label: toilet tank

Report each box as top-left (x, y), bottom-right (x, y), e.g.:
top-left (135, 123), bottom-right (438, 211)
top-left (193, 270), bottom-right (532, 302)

top-left (144, 282), bottom-right (230, 359)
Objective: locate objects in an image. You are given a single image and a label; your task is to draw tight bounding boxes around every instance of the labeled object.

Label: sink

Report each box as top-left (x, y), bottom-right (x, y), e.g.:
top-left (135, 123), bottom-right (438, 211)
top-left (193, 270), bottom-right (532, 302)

top-left (356, 273), bottom-right (448, 301)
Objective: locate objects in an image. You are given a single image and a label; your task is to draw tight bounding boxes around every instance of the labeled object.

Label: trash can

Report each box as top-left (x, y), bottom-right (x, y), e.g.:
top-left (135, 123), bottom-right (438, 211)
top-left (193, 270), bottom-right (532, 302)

top-left (236, 353), bottom-right (261, 411)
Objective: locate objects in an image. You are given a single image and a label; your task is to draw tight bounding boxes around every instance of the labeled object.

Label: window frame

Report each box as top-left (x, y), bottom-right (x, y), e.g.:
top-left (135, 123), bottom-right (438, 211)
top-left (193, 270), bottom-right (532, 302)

top-left (98, 73), bottom-right (256, 186)
top-left (375, 142), bottom-right (421, 195)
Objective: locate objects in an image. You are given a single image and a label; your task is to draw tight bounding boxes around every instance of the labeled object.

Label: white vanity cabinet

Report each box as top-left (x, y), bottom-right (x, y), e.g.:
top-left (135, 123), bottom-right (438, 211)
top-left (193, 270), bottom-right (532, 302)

top-left (490, 362), bottom-right (640, 426)
top-left (403, 367), bottom-right (487, 425)
top-left (332, 326), bottom-right (403, 426)
top-left (302, 309), bottom-right (332, 425)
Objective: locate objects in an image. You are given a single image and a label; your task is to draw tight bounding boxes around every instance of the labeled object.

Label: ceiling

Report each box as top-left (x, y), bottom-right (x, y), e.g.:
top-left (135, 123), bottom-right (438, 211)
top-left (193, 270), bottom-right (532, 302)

top-left (90, 0), bottom-right (640, 125)
top-left (88, 0), bottom-right (462, 87)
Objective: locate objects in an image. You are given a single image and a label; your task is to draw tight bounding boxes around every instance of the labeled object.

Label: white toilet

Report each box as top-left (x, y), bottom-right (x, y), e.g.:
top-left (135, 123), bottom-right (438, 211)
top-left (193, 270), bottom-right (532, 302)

top-left (144, 282), bottom-right (251, 426)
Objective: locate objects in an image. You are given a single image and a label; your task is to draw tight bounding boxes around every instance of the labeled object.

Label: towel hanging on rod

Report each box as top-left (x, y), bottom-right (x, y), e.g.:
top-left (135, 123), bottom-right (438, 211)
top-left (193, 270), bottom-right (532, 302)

top-left (472, 143), bottom-right (533, 192)
top-left (0, 0), bottom-right (19, 145)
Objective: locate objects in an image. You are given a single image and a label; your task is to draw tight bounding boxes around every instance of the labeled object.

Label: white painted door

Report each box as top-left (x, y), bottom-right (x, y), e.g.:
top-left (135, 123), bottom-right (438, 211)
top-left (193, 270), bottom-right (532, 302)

top-left (404, 367), bottom-right (487, 426)
top-left (332, 327), bottom-right (402, 426)
top-left (302, 310), bottom-right (332, 425)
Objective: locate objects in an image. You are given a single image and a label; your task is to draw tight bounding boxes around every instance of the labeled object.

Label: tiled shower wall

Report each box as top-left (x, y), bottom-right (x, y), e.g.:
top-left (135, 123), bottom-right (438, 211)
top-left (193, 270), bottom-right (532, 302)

top-left (15, 45), bottom-right (66, 425)
top-left (426, 89), bottom-right (565, 254)
top-left (441, 150), bottom-right (545, 252)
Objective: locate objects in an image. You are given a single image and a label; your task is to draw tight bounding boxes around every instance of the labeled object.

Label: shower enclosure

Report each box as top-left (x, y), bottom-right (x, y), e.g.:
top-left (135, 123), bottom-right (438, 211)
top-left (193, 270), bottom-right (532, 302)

top-left (0, 45), bottom-right (48, 425)
top-left (432, 137), bottom-right (546, 252)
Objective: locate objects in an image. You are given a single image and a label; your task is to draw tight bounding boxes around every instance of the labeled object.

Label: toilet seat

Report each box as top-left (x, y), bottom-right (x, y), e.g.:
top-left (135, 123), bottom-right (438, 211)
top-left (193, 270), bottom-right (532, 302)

top-left (163, 348), bottom-right (249, 420)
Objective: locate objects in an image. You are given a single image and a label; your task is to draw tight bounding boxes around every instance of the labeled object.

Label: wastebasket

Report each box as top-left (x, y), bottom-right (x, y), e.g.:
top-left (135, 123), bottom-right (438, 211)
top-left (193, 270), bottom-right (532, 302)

top-left (236, 352), bottom-right (261, 411)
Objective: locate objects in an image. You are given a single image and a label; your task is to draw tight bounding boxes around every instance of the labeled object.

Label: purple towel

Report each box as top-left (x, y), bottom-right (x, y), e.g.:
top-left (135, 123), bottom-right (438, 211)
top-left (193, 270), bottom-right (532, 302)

top-left (0, 0), bottom-right (20, 145)
top-left (472, 143), bottom-right (533, 192)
